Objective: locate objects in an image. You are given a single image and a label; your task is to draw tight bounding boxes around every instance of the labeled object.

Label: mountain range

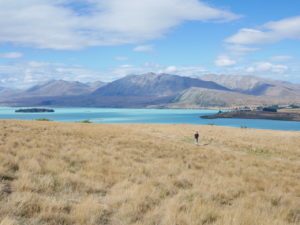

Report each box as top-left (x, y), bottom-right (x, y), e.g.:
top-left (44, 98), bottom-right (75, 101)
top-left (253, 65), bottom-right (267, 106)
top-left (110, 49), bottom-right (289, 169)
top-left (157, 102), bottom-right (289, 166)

top-left (93, 73), bottom-right (229, 97)
top-left (1, 73), bottom-right (300, 108)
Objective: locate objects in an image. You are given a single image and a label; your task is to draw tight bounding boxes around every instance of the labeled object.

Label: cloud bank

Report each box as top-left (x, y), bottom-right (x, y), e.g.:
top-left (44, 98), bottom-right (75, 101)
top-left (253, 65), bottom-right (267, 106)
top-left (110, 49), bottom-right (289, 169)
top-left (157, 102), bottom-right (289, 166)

top-left (0, 61), bottom-right (102, 88)
top-left (0, 0), bottom-right (240, 50)
top-left (245, 62), bottom-right (288, 74)
top-left (0, 60), bottom-right (207, 88)
top-left (226, 15), bottom-right (300, 45)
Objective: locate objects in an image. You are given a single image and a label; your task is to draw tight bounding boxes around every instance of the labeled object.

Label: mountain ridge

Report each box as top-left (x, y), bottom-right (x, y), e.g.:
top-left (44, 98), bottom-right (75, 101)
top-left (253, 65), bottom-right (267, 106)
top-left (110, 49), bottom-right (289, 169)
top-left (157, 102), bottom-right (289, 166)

top-left (93, 73), bottom-right (230, 97)
top-left (25, 80), bottom-right (93, 96)
top-left (1, 73), bottom-right (300, 108)
top-left (200, 74), bottom-right (300, 96)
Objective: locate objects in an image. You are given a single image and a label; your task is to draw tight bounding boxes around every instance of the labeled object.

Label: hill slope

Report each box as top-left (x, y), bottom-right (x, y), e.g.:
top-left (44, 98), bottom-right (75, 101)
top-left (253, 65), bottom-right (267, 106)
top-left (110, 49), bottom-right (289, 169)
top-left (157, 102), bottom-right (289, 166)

top-left (170, 87), bottom-right (300, 108)
top-left (171, 87), bottom-right (263, 107)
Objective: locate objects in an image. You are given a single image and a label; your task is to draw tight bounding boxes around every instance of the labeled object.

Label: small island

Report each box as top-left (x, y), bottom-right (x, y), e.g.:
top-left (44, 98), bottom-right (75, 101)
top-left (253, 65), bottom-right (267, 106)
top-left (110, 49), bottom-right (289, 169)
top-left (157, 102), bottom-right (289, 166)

top-left (15, 108), bottom-right (55, 113)
top-left (201, 106), bottom-right (300, 122)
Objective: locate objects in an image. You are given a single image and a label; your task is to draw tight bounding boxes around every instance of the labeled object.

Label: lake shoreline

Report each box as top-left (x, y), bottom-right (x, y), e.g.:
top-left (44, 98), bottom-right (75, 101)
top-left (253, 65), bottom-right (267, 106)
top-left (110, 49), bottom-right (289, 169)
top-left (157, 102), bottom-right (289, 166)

top-left (0, 107), bottom-right (300, 131)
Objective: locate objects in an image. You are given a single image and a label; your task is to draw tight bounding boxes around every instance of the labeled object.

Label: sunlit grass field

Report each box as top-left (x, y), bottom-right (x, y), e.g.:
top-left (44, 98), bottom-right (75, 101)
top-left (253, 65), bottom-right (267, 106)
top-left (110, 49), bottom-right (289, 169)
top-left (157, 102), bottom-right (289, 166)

top-left (0, 120), bottom-right (299, 225)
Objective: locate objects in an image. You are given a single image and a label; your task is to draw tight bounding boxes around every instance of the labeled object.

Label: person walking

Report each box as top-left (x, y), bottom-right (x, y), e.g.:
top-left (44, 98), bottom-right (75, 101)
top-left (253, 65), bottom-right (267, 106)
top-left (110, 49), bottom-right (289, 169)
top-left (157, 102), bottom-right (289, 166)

top-left (194, 131), bottom-right (199, 145)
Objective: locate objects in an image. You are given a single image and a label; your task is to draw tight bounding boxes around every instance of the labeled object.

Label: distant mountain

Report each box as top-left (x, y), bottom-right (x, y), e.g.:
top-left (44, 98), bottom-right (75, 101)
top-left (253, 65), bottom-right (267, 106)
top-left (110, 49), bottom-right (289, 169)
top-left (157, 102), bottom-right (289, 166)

top-left (201, 74), bottom-right (270, 94)
top-left (93, 73), bottom-right (229, 97)
top-left (0, 87), bottom-right (8, 93)
top-left (169, 87), bottom-right (300, 108)
top-left (201, 74), bottom-right (300, 97)
top-left (0, 87), bottom-right (15, 94)
top-left (1, 74), bottom-right (300, 108)
top-left (24, 80), bottom-right (93, 97)
top-left (0, 80), bottom-right (106, 102)
top-left (0, 87), bottom-right (23, 99)
top-left (85, 81), bottom-right (106, 91)
top-left (178, 74), bottom-right (300, 107)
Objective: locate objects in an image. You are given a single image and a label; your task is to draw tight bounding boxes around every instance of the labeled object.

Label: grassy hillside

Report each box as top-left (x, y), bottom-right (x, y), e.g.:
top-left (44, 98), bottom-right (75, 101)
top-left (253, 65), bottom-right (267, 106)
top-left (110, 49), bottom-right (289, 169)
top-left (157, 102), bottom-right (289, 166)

top-left (0, 120), bottom-right (300, 225)
top-left (169, 87), bottom-right (300, 108)
top-left (170, 87), bottom-right (263, 107)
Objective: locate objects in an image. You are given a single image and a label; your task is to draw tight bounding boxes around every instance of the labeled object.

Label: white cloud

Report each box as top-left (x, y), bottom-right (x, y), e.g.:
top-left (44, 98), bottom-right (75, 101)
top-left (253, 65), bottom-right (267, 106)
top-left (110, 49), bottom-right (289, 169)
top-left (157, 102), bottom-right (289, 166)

top-left (0, 52), bottom-right (23, 59)
top-left (245, 62), bottom-right (288, 73)
top-left (109, 63), bottom-right (207, 79)
top-left (133, 45), bottom-right (154, 52)
top-left (212, 61), bottom-right (299, 82)
top-left (160, 65), bottom-right (207, 75)
top-left (214, 55), bottom-right (236, 67)
top-left (164, 66), bottom-right (178, 73)
top-left (0, 61), bottom-right (103, 88)
top-left (270, 55), bottom-right (293, 62)
top-left (226, 15), bottom-right (300, 45)
top-left (0, 0), bottom-right (240, 50)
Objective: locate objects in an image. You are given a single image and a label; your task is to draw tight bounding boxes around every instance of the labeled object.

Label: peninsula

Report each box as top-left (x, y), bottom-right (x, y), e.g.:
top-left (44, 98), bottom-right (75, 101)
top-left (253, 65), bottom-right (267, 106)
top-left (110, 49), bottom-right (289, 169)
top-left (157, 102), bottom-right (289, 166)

top-left (201, 109), bottom-right (300, 121)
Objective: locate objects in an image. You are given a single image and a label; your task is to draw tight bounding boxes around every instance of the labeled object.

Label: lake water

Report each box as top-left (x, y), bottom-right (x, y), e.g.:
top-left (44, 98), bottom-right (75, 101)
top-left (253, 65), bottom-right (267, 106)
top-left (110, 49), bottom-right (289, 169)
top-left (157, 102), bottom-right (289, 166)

top-left (0, 107), bottom-right (299, 131)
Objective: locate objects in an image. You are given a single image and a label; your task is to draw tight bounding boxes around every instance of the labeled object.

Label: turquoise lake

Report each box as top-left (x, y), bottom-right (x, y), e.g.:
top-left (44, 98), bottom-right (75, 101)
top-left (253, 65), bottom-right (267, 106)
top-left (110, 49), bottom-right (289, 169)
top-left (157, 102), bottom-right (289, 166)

top-left (0, 107), bottom-right (300, 131)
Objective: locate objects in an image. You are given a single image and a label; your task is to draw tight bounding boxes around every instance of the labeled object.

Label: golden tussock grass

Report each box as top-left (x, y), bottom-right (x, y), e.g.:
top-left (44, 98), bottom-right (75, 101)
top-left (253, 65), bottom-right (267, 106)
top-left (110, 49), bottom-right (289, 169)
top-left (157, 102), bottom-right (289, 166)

top-left (0, 119), bottom-right (299, 225)
top-left (279, 108), bottom-right (300, 114)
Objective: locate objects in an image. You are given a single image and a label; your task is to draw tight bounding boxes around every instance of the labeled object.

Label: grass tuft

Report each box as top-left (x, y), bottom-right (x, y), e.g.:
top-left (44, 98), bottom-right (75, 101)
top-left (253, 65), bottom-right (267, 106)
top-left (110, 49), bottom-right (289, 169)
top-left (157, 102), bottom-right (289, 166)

top-left (36, 118), bottom-right (52, 121)
top-left (81, 120), bottom-right (92, 123)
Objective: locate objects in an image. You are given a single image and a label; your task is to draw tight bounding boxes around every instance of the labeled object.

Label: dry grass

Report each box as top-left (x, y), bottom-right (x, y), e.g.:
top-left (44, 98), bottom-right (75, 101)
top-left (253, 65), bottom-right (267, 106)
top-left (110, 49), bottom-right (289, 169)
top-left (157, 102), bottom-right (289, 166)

top-left (279, 108), bottom-right (300, 114)
top-left (0, 119), bottom-right (299, 225)
top-left (125, 123), bottom-right (300, 161)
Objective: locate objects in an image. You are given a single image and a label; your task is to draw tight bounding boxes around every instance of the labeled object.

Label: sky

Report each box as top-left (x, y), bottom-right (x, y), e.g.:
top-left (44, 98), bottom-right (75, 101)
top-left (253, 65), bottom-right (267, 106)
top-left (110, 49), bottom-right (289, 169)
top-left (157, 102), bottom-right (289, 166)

top-left (0, 0), bottom-right (300, 88)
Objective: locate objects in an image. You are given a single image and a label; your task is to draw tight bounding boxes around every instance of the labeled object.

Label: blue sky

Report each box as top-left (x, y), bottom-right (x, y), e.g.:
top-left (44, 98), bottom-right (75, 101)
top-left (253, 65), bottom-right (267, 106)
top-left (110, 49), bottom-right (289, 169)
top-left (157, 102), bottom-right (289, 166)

top-left (0, 0), bottom-right (300, 88)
